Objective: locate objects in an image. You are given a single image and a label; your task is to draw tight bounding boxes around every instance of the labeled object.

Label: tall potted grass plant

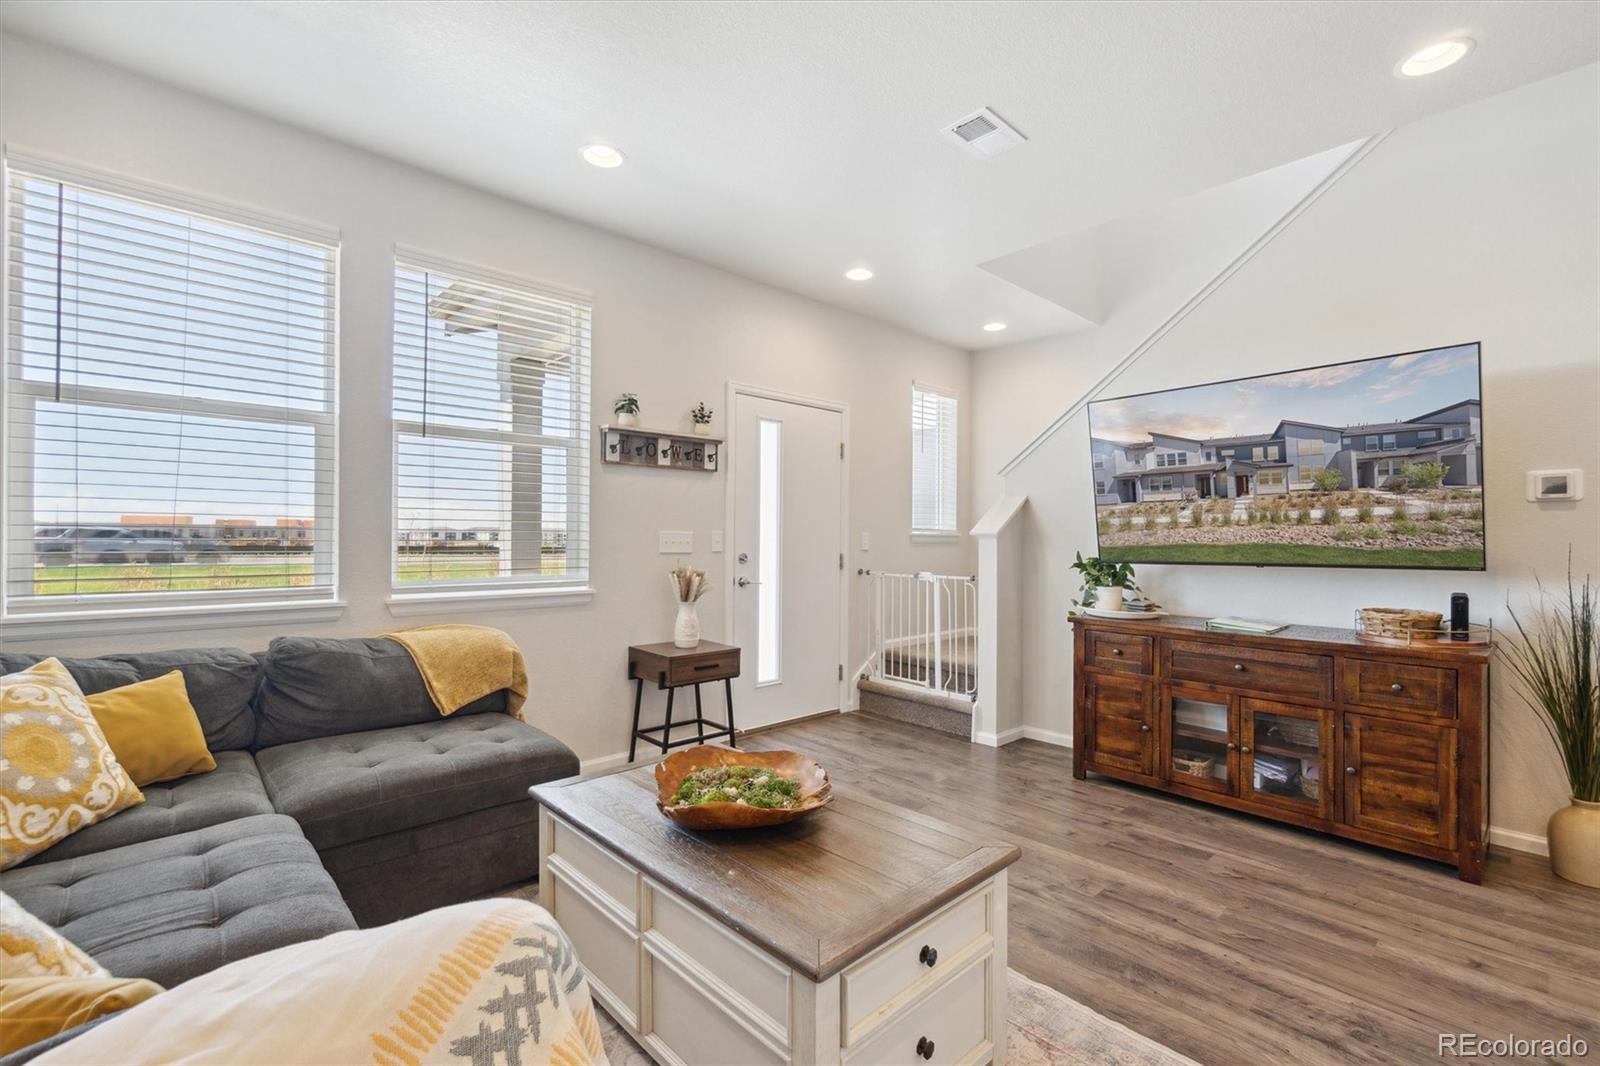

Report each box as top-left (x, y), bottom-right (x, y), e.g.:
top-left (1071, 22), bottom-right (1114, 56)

top-left (1503, 566), bottom-right (1600, 887)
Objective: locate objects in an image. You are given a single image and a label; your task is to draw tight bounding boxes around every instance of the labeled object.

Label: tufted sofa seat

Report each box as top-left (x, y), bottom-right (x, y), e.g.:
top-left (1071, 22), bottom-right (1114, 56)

top-left (256, 715), bottom-right (579, 851)
top-left (1, 814), bottom-right (354, 987)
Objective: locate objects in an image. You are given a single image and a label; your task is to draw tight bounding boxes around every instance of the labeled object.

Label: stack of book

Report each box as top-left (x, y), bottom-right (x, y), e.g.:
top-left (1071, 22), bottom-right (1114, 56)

top-left (1204, 616), bottom-right (1287, 635)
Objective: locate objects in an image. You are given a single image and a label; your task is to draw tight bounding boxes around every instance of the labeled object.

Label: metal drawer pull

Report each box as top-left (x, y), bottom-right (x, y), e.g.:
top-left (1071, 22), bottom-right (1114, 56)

top-left (1111, 647), bottom-right (1123, 656)
top-left (1240, 745), bottom-right (1252, 754)
top-left (919, 944), bottom-right (938, 967)
top-left (1233, 663), bottom-right (1246, 672)
top-left (1345, 765), bottom-right (1357, 775)
top-left (1226, 742), bottom-right (1237, 751)
top-left (1390, 682), bottom-right (1404, 693)
top-left (693, 663), bottom-right (720, 671)
top-left (1140, 724), bottom-right (1151, 733)
top-left (917, 1037), bottom-right (935, 1060)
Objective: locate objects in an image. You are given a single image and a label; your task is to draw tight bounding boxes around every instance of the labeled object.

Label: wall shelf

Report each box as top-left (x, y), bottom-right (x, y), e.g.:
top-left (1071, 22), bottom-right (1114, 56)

top-left (599, 424), bottom-right (721, 472)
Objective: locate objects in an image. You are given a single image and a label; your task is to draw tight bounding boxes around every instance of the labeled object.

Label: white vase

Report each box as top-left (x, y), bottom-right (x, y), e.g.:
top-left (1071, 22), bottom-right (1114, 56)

top-left (1096, 586), bottom-right (1125, 612)
top-left (674, 601), bottom-right (701, 648)
top-left (616, 411), bottom-right (638, 428)
top-left (693, 423), bottom-right (711, 436)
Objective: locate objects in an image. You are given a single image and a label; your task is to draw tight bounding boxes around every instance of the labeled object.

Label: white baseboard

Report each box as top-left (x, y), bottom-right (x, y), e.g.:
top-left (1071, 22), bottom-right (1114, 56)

top-left (1488, 825), bottom-right (1548, 857)
top-left (1020, 726), bottom-right (1073, 748)
top-left (580, 750), bottom-right (634, 775)
top-left (974, 726), bottom-right (1026, 747)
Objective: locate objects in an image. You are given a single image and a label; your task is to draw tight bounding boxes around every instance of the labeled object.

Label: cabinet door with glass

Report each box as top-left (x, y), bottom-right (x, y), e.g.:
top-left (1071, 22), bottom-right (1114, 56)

top-left (1238, 698), bottom-right (1334, 821)
top-left (1164, 684), bottom-right (1237, 795)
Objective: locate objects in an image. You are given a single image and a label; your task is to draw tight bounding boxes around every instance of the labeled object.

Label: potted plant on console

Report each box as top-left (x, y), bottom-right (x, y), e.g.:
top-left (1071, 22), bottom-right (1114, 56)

top-left (1504, 566), bottom-right (1600, 888)
top-left (1071, 551), bottom-right (1138, 612)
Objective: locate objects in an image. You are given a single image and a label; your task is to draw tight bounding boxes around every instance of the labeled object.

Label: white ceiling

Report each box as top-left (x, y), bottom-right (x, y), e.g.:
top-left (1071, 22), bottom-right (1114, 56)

top-left (1, 1), bottom-right (1594, 350)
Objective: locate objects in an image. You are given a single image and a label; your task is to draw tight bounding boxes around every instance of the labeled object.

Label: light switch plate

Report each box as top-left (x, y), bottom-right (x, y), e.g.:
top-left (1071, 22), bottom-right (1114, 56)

top-left (860, 531), bottom-right (871, 551)
top-left (659, 530), bottom-right (694, 554)
top-left (710, 530), bottom-right (723, 553)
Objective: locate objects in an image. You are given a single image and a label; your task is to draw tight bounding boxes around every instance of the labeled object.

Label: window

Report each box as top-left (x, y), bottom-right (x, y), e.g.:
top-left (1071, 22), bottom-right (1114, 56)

top-left (392, 254), bottom-right (591, 596)
top-left (1443, 426), bottom-right (1465, 440)
top-left (1297, 438), bottom-right (1325, 456)
top-left (757, 419), bottom-right (782, 684)
top-left (1417, 430), bottom-right (1438, 442)
top-left (1375, 459), bottom-right (1405, 479)
top-left (911, 384), bottom-right (957, 534)
top-left (1365, 435), bottom-right (1380, 451)
top-left (1252, 446), bottom-right (1266, 461)
top-left (1381, 434), bottom-right (1397, 450)
top-left (1258, 470), bottom-right (1286, 487)
top-left (1148, 476), bottom-right (1175, 493)
top-left (1155, 451), bottom-right (1186, 468)
top-left (1203, 450), bottom-right (1214, 462)
top-left (3, 160), bottom-right (338, 622)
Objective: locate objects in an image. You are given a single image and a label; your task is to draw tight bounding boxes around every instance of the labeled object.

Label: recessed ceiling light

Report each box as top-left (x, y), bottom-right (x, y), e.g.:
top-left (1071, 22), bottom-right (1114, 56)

top-left (580, 144), bottom-right (625, 168)
top-left (1398, 38), bottom-right (1473, 77)
top-left (844, 267), bottom-right (874, 281)
top-left (982, 321), bottom-right (1008, 332)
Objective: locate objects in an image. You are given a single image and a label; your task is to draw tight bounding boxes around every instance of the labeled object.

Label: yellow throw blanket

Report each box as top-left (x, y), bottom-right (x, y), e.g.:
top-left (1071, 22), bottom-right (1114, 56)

top-left (386, 624), bottom-right (528, 720)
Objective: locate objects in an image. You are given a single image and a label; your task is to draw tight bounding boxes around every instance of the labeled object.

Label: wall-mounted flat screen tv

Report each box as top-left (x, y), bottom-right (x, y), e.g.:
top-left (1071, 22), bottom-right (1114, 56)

top-left (1087, 342), bottom-right (1485, 570)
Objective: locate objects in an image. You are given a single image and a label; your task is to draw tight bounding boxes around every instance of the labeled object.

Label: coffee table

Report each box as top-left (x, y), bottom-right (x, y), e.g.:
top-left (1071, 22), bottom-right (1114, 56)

top-left (532, 764), bottom-right (1019, 1065)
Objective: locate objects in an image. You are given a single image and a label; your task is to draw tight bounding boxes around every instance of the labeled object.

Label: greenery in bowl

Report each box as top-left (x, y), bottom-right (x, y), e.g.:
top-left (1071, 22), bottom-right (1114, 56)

top-left (672, 764), bottom-right (802, 809)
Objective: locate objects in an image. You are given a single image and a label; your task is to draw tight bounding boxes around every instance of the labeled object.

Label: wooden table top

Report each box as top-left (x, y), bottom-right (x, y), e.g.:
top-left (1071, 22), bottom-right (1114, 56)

top-left (628, 639), bottom-right (739, 659)
top-left (1070, 611), bottom-right (1494, 661)
top-left (532, 763), bottom-right (1020, 981)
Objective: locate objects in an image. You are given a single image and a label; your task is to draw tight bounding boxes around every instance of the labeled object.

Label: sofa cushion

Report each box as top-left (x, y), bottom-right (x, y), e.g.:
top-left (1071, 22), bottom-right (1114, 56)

top-left (254, 715), bottom-right (578, 851)
top-left (1, 814), bottom-right (355, 988)
top-left (253, 636), bottom-right (506, 749)
top-left (16, 752), bottom-right (273, 866)
top-left (0, 649), bottom-right (258, 752)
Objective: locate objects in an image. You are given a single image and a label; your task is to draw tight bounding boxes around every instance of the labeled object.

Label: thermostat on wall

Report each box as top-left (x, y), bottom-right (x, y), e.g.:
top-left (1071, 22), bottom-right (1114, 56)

top-left (1526, 469), bottom-right (1583, 502)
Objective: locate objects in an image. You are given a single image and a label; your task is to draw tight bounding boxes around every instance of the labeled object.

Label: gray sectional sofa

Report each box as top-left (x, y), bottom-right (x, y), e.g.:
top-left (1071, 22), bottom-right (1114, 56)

top-left (0, 635), bottom-right (580, 988)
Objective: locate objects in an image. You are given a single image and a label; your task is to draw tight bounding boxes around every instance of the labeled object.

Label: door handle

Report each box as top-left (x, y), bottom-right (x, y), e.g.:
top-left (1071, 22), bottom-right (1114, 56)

top-left (736, 577), bottom-right (761, 588)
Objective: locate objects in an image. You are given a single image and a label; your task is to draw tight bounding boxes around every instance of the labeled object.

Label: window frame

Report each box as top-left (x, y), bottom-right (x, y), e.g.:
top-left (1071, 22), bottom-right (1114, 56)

top-left (0, 153), bottom-right (343, 639)
top-left (909, 381), bottom-right (959, 538)
top-left (386, 249), bottom-right (594, 611)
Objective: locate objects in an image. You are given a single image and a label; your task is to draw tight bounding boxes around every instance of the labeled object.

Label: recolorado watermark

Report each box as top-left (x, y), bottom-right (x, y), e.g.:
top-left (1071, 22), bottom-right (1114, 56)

top-left (1439, 1033), bottom-right (1589, 1058)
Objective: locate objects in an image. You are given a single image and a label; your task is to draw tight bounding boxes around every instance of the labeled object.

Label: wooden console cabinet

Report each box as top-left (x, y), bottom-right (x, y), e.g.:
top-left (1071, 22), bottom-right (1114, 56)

top-left (1071, 615), bottom-right (1490, 882)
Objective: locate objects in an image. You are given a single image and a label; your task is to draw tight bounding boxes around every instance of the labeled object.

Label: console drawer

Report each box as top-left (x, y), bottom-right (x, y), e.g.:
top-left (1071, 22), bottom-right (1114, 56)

top-left (845, 954), bottom-right (992, 1066)
top-left (668, 649), bottom-right (741, 686)
top-left (549, 816), bottom-right (639, 921)
top-left (842, 885), bottom-right (991, 1034)
top-left (1167, 639), bottom-right (1332, 701)
top-left (1085, 630), bottom-right (1153, 675)
top-left (1342, 658), bottom-right (1457, 718)
top-left (645, 879), bottom-right (790, 1038)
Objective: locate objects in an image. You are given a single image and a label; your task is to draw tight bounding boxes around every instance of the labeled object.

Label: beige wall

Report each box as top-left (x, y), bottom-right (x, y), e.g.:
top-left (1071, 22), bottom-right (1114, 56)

top-left (984, 64), bottom-right (1600, 846)
top-left (0, 36), bottom-right (974, 764)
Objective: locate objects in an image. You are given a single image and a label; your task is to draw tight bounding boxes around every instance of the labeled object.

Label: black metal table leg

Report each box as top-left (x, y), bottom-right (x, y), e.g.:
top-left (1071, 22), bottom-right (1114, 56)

top-left (725, 677), bottom-right (736, 748)
top-left (694, 683), bottom-right (705, 743)
top-left (661, 685), bottom-right (675, 753)
top-left (628, 676), bottom-right (644, 762)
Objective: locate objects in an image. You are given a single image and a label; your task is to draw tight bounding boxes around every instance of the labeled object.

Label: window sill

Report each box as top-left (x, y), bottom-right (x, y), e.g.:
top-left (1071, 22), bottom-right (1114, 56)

top-left (0, 599), bottom-right (347, 644)
top-left (386, 585), bottom-right (596, 616)
top-left (910, 531), bottom-right (961, 544)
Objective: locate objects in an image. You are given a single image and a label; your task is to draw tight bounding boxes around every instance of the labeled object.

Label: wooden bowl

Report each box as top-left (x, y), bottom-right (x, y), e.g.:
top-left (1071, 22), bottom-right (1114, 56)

top-left (654, 745), bottom-right (832, 830)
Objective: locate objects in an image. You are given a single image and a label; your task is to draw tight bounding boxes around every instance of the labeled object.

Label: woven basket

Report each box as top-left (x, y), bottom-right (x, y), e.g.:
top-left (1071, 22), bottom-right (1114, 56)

top-left (1300, 776), bottom-right (1320, 802)
top-left (1358, 607), bottom-right (1443, 641)
top-left (1172, 752), bottom-right (1214, 778)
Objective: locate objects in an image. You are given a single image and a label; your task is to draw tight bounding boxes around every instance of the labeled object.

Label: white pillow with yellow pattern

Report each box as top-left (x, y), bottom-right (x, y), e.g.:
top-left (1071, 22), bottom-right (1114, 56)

top-left (0, 891), bottom-right (107, 978)
top-left (1, 659), bottom-right (144, 870)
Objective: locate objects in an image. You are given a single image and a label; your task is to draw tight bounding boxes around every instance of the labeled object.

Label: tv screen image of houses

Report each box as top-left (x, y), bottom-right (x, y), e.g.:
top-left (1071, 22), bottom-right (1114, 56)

top-left (1086, 343), bottom-right (1485, 570)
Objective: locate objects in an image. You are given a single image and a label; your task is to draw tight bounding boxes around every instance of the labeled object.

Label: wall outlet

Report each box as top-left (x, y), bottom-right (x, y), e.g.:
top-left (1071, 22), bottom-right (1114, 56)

top-left (711, 530), bottom-right (723, 553)
top-left (860, 531), bottom-right (871, 551)
top-left (658, 530), bottom-right (694, 554)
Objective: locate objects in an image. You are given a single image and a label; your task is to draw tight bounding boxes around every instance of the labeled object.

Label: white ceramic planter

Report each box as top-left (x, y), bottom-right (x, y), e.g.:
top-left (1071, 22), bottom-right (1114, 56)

top-left (692, 423), bottom-right (711, 436)
top-left (616, 411), bottom-right (638, 427)
top-left (674, 601), bottom-right (701, 648)
top-left (1095, 586), bottom-right (1125, 612)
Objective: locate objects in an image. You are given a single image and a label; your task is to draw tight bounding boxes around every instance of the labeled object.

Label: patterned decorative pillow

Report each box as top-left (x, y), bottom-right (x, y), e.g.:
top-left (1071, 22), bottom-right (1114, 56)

top-left (0, 892), bottom-right (107, 978)
top-left (0, 659), bottom-right (144, 870)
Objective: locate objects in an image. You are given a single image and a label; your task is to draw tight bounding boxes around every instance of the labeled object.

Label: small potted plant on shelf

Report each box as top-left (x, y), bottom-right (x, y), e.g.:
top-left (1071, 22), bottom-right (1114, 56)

top-left (614, 393), bottom-right (640, 427)
top-left (1071, 551), bottom-right (1138, 612)
top-left (1503, 562), bottom-right (1599, 888)
top-left (690, 402), bottom-right (713, 436)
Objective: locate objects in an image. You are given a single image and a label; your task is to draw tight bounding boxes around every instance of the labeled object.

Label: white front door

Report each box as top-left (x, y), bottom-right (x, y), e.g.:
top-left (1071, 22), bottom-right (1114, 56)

top-left (730, 391), bottom-right (845, 732)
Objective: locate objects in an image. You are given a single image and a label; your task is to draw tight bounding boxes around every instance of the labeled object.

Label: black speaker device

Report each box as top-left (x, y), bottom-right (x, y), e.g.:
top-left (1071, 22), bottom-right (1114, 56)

top-left (1450, 593), bottom-right (1469, 641)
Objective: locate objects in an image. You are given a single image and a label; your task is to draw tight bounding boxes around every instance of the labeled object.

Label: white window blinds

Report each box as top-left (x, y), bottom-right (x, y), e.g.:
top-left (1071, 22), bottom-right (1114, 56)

top-left (392, 254), bottom-right (591, 591)
top-left (3, 161), bottom-right (338, 615)
top-left (911, 383), bottom-right (958, 534)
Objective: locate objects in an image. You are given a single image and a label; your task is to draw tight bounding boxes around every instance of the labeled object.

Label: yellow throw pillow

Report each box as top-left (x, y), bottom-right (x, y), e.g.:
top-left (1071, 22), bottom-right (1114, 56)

top-left (0, 976), bottom-right (163, 1054)
top-left (0, 893), bottom-right (107, 979)
top-left (87, 671), bottom-right (216, 787)
top-left (0, 659), bottom-right (143, 870)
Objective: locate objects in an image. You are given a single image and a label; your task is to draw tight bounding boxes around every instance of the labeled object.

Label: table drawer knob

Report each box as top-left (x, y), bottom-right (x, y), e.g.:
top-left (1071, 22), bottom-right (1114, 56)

top-left (917, 1037), bottom-right (936, 1060)
top-left (918, 944), bottom-right (938, 967)
top-left (1345, 765), bottom-right (1357, 775)
top-left (1139, 723), bottom-right (1151, 733)
top-left (1233, 663), bottom-right (1246, 672)
top-left (1390, 682), bottom-right (1404, 694)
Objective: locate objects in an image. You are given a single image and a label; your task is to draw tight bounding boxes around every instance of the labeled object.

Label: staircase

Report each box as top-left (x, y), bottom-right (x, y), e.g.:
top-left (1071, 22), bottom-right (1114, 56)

top-left (858, 570), bottom-right (977, 739)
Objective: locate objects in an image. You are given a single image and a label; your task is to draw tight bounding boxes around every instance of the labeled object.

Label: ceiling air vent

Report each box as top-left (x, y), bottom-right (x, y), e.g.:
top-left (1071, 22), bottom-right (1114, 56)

top-left (941, 107), bottom-right (1026, 160)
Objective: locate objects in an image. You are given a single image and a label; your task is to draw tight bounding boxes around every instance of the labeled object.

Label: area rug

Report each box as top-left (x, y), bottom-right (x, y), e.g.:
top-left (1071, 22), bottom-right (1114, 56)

top-left (593, 968), bottom-right (1197, 1066)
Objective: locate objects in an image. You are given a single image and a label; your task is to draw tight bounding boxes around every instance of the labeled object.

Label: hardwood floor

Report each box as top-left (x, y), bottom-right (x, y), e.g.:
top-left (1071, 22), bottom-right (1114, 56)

top-left (742, 712), bottom-right (1600, 1066)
